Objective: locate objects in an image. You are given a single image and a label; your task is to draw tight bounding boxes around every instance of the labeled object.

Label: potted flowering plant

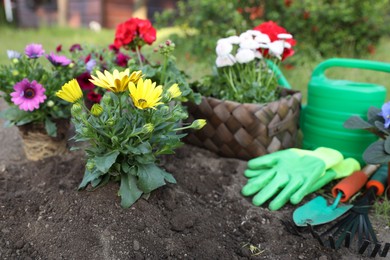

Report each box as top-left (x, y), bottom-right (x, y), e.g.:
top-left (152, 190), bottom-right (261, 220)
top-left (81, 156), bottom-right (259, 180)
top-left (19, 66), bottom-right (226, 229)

top-left (344, 103), bottom-right (390, 196)
top-left (57, 70), bottom-right (205, 208)
top-left (0, 43), bottom-right (87, 160)
top-left (185, 21), bottom-right (302, 160)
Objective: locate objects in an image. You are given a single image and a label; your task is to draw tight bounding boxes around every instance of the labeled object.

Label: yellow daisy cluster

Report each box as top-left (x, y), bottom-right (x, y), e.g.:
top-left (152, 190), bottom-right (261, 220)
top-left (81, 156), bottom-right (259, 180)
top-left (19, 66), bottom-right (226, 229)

top-left (57, 69), bottom-right (181, 110)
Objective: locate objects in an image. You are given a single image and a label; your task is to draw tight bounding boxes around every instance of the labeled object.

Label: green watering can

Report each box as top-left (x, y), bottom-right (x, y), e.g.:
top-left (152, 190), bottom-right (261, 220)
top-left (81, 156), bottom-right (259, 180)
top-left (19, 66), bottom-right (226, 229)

top-left (301, 58), bottom-right (389, 164)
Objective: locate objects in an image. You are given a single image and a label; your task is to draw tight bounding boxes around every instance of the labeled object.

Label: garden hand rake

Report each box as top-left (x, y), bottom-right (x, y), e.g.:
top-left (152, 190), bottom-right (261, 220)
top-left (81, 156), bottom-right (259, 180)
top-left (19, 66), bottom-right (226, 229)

top-left (309, 165), bottom-right (389, 258)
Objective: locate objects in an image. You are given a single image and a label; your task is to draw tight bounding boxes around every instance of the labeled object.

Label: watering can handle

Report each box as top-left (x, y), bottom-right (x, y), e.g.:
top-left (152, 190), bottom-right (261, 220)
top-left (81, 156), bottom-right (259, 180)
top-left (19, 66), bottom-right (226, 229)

top-left (311, 58), bottom-right (390, 78)
top-left (266, 60), bottom-right (292, 89)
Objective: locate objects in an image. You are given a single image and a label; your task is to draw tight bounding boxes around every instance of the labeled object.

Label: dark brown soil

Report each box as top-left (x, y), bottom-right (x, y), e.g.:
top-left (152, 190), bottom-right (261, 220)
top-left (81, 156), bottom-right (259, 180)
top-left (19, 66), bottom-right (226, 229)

top-left (0, 101), bottom-right (389, 260)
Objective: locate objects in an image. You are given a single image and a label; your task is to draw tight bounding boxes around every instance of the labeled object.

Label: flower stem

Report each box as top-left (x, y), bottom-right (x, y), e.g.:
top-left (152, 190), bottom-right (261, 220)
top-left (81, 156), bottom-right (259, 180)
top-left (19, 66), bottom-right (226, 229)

top-left (136, 47), bottom-right (143, 67)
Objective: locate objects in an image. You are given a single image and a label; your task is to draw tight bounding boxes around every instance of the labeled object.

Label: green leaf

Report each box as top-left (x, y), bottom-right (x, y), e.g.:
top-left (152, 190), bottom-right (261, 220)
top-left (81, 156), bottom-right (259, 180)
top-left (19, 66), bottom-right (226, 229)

top-left (78, 168), bottom-right (103, 189)
top-left (95, 150), bottom-right (120, 173)
top-left (136, 164), bottom-right (167, 193)
top-left (374, 121), bottom-right (390, 135)
top-left (135, 153), bottom-right (155, 164)
top-left (161, 171), bottom-right (176, 184)
top-left (384, 137), bottom-right (390, 154)
top-left (343, 116), bottom-right (373, 129)
top-left (119, 172), bottom-right (143, 208)
top-left (45, 118), bottom-right (57, 137)
top-left (367, 106), bottom-right (382, 123)
top-left (363, 140), bottom-right (390, 164)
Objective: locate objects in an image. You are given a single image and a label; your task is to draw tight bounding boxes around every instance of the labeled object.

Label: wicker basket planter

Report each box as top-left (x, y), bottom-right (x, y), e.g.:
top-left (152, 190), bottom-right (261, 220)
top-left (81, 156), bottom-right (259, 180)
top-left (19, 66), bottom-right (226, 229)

top-left (184, 88), bottom-right (302, 160)
top-left (17, 119), bottom-right (70, 161)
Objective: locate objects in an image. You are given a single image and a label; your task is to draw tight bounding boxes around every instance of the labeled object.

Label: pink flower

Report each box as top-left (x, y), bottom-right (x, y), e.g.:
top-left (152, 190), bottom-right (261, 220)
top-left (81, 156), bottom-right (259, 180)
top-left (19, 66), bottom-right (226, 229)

top-left (25, 43), bottom-right (45, 59)
top-left (10, 79), bottom-right (47, 111)
top-left (46, 52), bottom-right (72, 66)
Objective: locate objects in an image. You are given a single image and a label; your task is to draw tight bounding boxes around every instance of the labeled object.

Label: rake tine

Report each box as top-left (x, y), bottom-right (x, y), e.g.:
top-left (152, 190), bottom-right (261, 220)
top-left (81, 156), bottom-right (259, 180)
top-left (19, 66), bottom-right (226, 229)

top-left (344, 232), bottom-right (351, 248)
top-left (358, 240), bottom-right (370, 255)
top-left (380, 243), bottom-right (390, 257)
top-left (308, 224), bottom-right (324, 247)
top-left (364, 214), bottom-right (378, 244)
top-left (370, 243), bottom-right (382, 258)
top-left (328, 234), bottom-right (336, 249)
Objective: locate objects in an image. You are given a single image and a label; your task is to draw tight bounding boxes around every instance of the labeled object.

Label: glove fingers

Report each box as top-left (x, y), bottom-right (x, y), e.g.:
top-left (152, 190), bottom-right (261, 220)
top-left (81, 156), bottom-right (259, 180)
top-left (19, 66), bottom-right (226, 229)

top-left (306, 169), bottom-right (336, 194)
top-left (247, 154), bottom-right (279, 170)
top-left (290, 171), bottom-right (324, 205)
top-left (251, 173), bottom-right (289, 206)
top-left (241, 169), bottom-right (276, 196)
top-left (269, 178), bottom-right (303, 211)
top-left (244, 168), bottom-right (271, 178)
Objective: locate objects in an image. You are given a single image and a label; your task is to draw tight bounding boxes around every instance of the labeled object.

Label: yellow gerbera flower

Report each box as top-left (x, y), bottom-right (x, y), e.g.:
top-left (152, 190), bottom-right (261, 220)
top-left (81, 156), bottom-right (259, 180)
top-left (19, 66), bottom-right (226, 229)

top-left (56, 79), bottom-right (83, 103)
top-left (90, 69), bottom-right (143, 93)
top-left (167, 83), bottom-right (182, 99)
top-left (129, 78), bottom-right (164, 110)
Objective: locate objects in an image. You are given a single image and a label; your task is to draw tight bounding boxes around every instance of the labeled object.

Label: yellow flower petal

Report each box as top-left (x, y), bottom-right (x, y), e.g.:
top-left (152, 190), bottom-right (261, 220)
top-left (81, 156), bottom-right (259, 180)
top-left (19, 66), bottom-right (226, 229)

top-left (129, 78), bottom-right (164, 110)
top-left (56, 79), bottom-right (83, 103)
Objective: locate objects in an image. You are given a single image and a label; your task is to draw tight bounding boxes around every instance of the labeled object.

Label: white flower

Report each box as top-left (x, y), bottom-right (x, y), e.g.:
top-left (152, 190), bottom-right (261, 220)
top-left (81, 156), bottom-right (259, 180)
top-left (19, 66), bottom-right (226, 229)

top-left (216, 54), bottom-right (236, 67)
top-left (284, 42), bottom-right (292, 49)
top-left (277, 33), bottom-right (293, 40)
top-left (240, 40), bottom-right (261, 50)
top-left (268, 40), bottom-right (285, 60)
top-left (254, 33), bottom-right (271, 44)
top-left (235, 49), bottom-right (255, 64)
top-left (245, 30), bottom-right (262, 37)
top-left (254, 50), bottom-right (263, 59)
top-left (226, 35), bottom-right (241, 44)
top-left (7, 50), bottom-right (21, 59)
top-left (216, 40), bottom-right (233, 56)
top-left (239, 31), bottom-right (253, 41)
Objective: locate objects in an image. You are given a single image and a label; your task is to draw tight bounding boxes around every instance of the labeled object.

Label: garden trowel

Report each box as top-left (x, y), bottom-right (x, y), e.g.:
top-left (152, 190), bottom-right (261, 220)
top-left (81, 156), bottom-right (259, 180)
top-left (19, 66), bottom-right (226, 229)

top-left (293, 164), bottom-right (379, 227)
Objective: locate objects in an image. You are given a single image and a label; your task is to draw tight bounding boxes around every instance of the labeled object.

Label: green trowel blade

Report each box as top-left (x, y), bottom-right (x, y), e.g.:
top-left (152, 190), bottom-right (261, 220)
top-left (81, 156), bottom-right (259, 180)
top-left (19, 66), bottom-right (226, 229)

top-left (293, 194), bottom-right (353, 227)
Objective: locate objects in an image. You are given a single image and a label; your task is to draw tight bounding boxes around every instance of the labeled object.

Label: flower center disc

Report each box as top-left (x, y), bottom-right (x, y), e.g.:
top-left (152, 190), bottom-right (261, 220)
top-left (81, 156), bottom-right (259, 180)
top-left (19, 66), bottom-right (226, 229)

top-left (23, 88), bottom-right (36, 99)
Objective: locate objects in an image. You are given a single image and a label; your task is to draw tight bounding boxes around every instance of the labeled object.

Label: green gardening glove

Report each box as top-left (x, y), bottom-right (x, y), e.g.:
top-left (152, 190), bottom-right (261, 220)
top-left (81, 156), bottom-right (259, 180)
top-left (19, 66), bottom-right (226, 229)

top-left (241, 147), bottom-right (343, 211)
top-left (307, 157), bottom-right (361, 194)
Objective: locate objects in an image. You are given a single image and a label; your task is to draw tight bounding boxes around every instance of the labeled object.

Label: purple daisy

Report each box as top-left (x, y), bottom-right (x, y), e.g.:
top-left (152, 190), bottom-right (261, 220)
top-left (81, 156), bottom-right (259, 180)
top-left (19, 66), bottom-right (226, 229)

top-left (10, 79), bottom-right (47, 111)
top-left (25, 43), bottom-right (45, 59)
top-left (46, 52), bottom-right (72, 66)
top-left (379, 101), bottom-right (390, 128)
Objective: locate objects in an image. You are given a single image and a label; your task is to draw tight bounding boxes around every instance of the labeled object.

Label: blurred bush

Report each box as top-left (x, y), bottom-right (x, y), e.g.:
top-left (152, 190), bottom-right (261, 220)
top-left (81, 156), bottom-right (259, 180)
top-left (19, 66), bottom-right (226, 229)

top-left (155, 0), bottom-right (390, 61)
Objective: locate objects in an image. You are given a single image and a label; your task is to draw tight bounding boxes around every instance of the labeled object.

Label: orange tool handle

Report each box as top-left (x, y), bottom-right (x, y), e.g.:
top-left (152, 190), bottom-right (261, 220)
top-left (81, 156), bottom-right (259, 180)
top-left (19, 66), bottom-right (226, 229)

top-left (366, 164), bottom-right (388, 196)
top-left (331, 164), bottom-right (380, 202)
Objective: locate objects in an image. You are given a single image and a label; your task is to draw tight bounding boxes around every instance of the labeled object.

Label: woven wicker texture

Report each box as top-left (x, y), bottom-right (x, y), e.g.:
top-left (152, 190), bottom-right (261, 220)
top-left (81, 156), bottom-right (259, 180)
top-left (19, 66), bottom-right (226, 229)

top-left (184, 89), bottom-right (302, 160)
top-left (18, 119), bottom-right (69, 161)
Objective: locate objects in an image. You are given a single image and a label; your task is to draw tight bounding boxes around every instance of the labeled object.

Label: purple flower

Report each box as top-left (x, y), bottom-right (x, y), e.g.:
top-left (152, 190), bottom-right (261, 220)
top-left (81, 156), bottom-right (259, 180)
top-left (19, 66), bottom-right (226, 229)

top-left (379, 101), bottom-right (390, 128)
top-left (10, 79), bottom-right (47, 111)
top-left (25, 43), bottom-right (45, 59)
top-left (46, 52), bottom-right (72, 66)
top-left (85, 59), bottom-right (96, 72)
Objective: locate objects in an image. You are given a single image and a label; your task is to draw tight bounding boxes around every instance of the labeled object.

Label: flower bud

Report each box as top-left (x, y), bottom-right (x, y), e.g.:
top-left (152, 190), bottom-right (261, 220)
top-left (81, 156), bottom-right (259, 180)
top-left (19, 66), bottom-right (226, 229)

top-left (68, 62), bottom-right (75, 68)
top-left (142, 123), bottom-right (154, 134)
top-left (106, 118), bottom-right (115, 126)
top-left (102, 94), bottom-right (111, 106)
top-left (91, 104), bottom-right (103, 117)
top-left (71, 103), bottom-right (82, 117)
top-left (47, 100), bottom-right (55, 107)
top-left (111, 136), bottom-right (119, 145)
top-left (12, 70), bottom-right (19, 76)
top-left (190, 119), bottom-right (207, 130)
top-left (167, 83), bottom-right (181, 99)
top-left (86, 161), bottom-right (95, 171)
top-left (12, 58), bottom-right (19, 64)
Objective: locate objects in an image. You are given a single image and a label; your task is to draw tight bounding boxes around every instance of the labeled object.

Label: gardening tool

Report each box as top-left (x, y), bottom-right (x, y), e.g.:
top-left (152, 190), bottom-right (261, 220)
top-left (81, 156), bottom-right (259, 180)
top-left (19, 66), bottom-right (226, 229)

top-left (301, 58), bottom-right (389, 165)
top-left (293, 164), bottom-right (379, 227)
top-left (310, 164), bottom-right (389, 258)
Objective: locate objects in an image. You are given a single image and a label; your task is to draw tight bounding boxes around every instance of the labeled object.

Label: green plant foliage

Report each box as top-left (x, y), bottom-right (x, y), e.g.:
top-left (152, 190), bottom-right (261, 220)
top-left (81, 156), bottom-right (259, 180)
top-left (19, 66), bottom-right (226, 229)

top-left (263, 0), bottom-right (390, 59)
top-left (154, 0), bottom-right (249, 59)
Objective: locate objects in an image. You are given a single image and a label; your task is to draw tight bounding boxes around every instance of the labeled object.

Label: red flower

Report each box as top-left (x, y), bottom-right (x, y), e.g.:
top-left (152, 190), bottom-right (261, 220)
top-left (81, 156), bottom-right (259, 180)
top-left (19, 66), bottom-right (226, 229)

top-left (76, 72), bottom-right (95, 91)
top-left (56, 44), bottom-right (62, 53)
top-left (253, 21), bottom-right (296, 61)
top-left (69, 44), bottom-right (82, 52)
top-left (109, 44), bottom-right (119, 53)
top-left (113, 18), bottom-right (157, 50)
top-left (87, 91), bottom-right (102, 104)
top-left (115, 52), bottom-right (131, 67)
